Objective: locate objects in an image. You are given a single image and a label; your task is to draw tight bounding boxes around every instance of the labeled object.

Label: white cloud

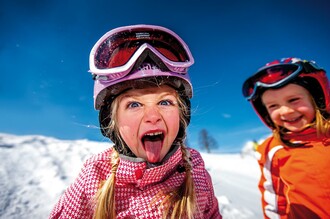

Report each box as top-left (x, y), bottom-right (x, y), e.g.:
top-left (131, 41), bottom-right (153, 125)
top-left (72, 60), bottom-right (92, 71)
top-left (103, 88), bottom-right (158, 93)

top-left (222, 113), bottom-right (232, 118)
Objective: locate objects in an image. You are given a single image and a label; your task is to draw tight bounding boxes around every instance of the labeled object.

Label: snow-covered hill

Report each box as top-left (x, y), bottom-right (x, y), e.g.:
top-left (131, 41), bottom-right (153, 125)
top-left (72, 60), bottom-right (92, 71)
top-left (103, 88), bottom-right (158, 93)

top-left (0, 133), bottom-right (262, 219)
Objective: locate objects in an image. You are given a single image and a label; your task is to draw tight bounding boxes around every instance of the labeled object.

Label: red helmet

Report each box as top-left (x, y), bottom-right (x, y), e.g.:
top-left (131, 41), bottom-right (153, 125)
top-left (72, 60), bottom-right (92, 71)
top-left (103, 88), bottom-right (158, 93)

top-left (242, 57), bottom-right (329, 129)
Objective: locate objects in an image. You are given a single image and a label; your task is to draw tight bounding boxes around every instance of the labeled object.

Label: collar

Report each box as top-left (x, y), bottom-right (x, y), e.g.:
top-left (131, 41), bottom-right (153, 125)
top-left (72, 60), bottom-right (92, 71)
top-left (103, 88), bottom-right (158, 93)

top-left (116, 145), bottom-right (184, 189)
top-left (284, 127), bottom-right (330, 145)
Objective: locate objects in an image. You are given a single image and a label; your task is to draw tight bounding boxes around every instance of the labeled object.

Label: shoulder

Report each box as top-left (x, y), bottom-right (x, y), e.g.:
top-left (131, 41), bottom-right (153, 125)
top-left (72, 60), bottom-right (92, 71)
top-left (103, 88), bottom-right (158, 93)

top-left (80, 147), bottom-right (113, 182)
top-left (257, 136), bottom-right (284, 153)
top-left (256, 136), bottom-right (284, 164)
top-left (186, 149), bottom-right (216, 192)
top-left (49, 148), bottom-right (114, 218)
top-left (187, 147), bottom-right (205, 166)
top-left (186, 148), bottom-right (210, 177)
top-left (84, 147), bottom-right (112, 166)
top-left (258, 136), bottom-right (274, 150)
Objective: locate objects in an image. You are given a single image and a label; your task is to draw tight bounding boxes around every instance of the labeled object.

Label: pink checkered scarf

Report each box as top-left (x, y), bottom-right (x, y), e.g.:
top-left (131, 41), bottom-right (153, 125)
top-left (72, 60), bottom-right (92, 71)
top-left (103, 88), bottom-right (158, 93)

top-left (49, 147), bottom-right (221, 218)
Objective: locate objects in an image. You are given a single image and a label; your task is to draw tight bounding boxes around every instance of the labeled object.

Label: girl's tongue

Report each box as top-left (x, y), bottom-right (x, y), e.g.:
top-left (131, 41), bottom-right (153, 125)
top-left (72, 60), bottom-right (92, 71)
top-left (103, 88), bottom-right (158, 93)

top-left (143, 134), bottom-right (163, 163)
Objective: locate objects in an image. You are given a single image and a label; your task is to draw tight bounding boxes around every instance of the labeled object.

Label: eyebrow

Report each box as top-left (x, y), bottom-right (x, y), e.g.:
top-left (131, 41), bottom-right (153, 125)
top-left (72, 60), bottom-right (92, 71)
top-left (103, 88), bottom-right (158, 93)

top-left (123, 91), bottom-right (177, 98)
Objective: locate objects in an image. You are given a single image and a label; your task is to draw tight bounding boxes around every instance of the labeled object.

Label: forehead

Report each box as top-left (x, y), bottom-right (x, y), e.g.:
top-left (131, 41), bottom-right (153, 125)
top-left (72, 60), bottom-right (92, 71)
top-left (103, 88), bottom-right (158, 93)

top-left (262, 83), bottom-right (310, 100)
top-left (121, 85), bottom-right (177, 97)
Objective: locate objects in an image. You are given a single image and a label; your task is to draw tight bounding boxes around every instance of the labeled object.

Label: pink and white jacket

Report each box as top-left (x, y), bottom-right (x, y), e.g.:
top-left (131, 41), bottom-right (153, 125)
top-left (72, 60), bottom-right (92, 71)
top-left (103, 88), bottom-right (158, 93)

top-left (49, 146), bottom-right (221, 218)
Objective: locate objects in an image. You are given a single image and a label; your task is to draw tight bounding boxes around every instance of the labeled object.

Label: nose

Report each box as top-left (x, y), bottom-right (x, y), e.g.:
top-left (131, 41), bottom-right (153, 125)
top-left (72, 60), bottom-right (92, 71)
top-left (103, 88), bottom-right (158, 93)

top-left (143, 106), bottom-right (162, 124)
top-left (279, 105), bottom-right (294, 115)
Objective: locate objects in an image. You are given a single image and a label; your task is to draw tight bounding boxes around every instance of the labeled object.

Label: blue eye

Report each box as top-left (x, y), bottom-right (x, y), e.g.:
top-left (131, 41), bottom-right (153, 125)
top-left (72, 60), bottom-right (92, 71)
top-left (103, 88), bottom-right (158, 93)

top-left (159, 100), bottom-right (170, 106)
top-left (128, 102), bottom-right (141, 108)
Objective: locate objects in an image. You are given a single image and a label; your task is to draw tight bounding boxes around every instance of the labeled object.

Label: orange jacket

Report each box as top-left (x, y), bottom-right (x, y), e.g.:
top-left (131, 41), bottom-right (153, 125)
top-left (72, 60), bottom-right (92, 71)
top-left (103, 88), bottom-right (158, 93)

top-left (256, 128), bottom-right (330, 219)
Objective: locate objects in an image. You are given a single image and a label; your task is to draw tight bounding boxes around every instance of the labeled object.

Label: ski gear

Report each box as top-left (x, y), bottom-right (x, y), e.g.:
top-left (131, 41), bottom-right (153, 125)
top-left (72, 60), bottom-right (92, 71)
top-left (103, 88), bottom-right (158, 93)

top-left (243, 57), bottom-right (329, 129)
top-left (89, 24), bottom-right (194, 110)
top-left (49, 147), bottom-right (221, 219)
top-left (256, 127), bottom-right (330, 219)
top-left (242, 58), bottom-right (323, 100)
top-left (89, 25), bottom-right (194, 140)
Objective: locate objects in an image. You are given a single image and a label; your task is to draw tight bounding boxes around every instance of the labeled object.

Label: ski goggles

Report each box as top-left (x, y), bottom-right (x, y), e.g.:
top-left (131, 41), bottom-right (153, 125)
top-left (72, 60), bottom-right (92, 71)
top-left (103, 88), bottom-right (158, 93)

top-left (89, 25), bottom-right (194, 81)
top-left (242, 60), bottom-right (324, 100)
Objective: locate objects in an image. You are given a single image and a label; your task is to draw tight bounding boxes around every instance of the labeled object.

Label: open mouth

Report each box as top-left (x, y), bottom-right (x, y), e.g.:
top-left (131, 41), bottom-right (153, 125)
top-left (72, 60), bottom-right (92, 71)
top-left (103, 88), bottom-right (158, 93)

top-left (141, 131), bottom-right (165, 163)
top-left (283, 115), bottom-right (303, 124)
top-left (142, 131), bottom-right (164, 143)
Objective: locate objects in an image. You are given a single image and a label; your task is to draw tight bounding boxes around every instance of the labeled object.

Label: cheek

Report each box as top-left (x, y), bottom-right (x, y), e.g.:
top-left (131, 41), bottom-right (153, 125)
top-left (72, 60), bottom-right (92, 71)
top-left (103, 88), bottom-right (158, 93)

top-left (268, 110), bottom-right (280, 122)
top-left (166, 110), bottom-right (181, 134)
top-left (118, 125), bottom-right (139, 153)
top-left (117, 118), bottom-right (139, 144)
top-left (119, 125), bottom-right (135, 138)
top-left (300, 106), bottom-right (316, 122)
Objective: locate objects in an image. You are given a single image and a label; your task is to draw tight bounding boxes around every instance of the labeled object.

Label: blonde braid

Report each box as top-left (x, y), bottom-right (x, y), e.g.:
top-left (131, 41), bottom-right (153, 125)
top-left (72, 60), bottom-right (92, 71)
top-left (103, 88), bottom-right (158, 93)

top-left (93, 149), bottom-right (119, 219)
top-left (159, 142), bottom-right (198, 219)
top-left (178, 144), bottom-right (198, 218)
top-left (309, 95), bottom-right (330, 137)
top-left (315, 108), bottom-right (330, 137)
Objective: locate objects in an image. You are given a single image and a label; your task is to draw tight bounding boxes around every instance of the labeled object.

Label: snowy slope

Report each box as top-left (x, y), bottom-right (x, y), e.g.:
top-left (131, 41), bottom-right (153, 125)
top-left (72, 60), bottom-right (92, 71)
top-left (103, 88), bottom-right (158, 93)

top-left (0, 133), bottom-right (262, 219)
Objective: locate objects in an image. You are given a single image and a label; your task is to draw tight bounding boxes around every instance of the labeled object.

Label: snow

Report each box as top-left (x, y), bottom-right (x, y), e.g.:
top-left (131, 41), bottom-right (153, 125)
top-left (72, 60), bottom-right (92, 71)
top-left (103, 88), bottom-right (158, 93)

top-left (0, 133), bottom-right (263, 219)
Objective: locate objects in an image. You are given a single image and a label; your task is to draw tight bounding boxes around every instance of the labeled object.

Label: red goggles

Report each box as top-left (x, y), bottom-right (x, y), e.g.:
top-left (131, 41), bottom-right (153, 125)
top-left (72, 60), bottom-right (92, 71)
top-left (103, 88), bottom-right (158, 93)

top-left (89, 25), bottom-right (194, 80)
top-left (242, 60), bottom-right (324, 100)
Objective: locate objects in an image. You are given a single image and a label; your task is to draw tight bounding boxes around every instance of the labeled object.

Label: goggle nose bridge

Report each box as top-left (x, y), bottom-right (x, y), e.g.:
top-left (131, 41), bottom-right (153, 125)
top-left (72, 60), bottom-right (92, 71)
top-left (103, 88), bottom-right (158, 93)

top-left (130, 47), bottom-right (170, 72)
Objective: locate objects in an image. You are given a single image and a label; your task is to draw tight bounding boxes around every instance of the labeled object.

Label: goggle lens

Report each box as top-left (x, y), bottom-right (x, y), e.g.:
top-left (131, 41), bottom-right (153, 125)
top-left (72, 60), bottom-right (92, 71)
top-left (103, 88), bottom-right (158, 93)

top-left (243, 64), bottom-right (302, 99)
top-left (94, 29), bottom-right (190, 70)
top-left (257, 65), bottom-right (298, 83)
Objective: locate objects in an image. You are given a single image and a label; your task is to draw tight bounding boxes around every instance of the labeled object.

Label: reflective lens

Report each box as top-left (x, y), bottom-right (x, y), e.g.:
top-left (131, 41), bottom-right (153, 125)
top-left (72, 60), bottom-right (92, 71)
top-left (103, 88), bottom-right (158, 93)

top-left (94, 28), bottom-right (191, 70)
top-left (243, 61), bottom-right (323, 100)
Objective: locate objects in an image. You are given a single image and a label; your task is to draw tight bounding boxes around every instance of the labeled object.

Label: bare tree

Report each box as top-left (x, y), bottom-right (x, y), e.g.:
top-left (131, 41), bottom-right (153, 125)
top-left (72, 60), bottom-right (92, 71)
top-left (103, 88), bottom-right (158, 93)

top-left (199, 129), bottom-right (218, 153)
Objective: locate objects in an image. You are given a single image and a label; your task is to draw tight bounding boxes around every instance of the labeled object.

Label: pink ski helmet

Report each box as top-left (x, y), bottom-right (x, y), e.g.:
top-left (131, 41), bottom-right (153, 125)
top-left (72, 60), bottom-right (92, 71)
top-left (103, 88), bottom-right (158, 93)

top-left (89, 24), bottom-right (194, 110)
top-left (242, 57), bottom-right (329, 129)
top-left (89, 24), bottom-right (194, 140)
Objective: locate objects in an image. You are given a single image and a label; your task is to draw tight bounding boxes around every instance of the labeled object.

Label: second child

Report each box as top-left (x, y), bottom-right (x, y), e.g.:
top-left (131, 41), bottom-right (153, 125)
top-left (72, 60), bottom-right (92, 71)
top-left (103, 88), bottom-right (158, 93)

top-left (242, 57), bottom-right (330, 219)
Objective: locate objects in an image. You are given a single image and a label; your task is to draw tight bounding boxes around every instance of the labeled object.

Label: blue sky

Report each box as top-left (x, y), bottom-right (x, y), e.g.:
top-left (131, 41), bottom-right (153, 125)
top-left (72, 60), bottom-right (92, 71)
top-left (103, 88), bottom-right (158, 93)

top-left (1, 0), bottom-right (330, 153)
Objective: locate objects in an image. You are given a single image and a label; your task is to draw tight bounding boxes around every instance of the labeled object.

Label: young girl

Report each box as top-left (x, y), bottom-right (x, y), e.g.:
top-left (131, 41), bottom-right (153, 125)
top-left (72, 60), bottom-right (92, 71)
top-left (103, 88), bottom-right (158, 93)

top-left (242, 57), bottom-right (330, 219)
top-left (49, 24), bottom-right (221, 219)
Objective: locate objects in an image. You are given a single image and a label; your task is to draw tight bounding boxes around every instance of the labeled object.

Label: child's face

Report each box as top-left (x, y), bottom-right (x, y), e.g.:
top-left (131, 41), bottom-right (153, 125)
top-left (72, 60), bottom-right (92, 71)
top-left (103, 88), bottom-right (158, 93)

top-left (261, 83), bottom-right (315, 132)
top-left (116, 85), bottom-right (180, 163)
